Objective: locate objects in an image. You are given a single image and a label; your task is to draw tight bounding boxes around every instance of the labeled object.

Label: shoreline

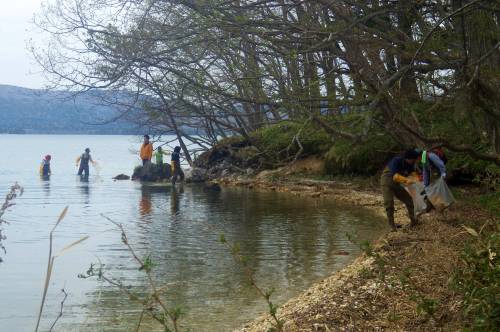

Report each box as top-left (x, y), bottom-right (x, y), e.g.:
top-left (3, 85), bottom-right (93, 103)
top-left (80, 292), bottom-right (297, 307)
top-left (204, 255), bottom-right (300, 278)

top-left (214, 175), bottom-right (494, 331)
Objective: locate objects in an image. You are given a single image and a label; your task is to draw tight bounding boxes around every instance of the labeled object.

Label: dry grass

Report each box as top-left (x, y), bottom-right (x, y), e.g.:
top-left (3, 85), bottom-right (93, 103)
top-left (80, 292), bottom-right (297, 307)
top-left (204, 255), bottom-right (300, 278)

top-left (0, 182), bottom-right (23, 262)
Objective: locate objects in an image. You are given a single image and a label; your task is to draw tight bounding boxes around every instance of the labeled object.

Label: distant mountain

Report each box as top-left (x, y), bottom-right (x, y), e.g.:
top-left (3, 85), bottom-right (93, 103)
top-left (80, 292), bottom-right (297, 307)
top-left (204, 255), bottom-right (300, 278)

top-left (0, 85), bottom-right (142, 134)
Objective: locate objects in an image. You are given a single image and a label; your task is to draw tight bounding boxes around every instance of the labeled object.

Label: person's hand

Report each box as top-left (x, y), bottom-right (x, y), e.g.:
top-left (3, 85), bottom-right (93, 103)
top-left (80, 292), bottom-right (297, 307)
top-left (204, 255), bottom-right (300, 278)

top-left (405, 178), bottom-right (415, 186)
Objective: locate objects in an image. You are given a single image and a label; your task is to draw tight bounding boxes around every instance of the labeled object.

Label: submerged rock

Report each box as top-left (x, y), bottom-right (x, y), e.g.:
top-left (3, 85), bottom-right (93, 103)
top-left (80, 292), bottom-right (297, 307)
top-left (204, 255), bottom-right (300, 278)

top-left (203, 182), bottom-right (221, 192)
top-left (113, 174), bottom-right (130, 180)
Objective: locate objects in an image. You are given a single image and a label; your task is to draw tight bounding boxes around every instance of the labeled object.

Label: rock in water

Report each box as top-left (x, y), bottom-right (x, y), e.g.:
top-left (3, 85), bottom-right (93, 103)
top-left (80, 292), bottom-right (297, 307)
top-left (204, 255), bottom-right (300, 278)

top-left (185, 167), bottom-right (208, 183)
top-left (113, 174), bottom-right (130, 180)
top-left (131, 163), bottom-right (172, 182)
top-left (203, 182), bottom-right (222, 192)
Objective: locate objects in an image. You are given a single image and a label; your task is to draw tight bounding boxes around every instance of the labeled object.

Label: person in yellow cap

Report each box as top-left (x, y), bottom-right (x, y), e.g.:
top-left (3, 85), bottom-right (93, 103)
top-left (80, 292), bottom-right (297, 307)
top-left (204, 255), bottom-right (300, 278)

top-left (380, 149), bottom-right (419, 231)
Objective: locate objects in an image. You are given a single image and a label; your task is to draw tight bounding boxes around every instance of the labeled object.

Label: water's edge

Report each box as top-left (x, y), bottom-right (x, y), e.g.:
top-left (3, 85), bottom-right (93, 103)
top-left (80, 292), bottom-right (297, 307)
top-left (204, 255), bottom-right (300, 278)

top-left (214, 177), bottom-right (392, 331)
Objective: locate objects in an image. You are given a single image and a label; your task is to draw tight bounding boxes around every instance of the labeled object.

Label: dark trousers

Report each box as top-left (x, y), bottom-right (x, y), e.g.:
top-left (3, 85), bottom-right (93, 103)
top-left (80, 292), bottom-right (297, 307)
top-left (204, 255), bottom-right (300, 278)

top-left (42, 164), bottom-right (50, 176)
top-left (78, 164), bottom-right (89, 177)
top-left (142, 159), bottom-right (150, 166)
top-left (171, 167), bottom-right (185, 185)
top-left (381, 174), bottom-right (415, 229)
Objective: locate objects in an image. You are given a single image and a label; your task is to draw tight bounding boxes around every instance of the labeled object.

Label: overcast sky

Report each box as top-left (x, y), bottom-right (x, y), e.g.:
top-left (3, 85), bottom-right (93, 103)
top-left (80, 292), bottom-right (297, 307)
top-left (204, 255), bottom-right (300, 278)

top-left (0, 0), bottom-right (46, 89)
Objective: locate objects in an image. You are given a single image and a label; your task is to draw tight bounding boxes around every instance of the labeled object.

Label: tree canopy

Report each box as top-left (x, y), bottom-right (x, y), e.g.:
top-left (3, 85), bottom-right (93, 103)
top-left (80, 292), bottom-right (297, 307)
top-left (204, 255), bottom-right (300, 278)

top-left (33, 0), bottom-right (500, 165)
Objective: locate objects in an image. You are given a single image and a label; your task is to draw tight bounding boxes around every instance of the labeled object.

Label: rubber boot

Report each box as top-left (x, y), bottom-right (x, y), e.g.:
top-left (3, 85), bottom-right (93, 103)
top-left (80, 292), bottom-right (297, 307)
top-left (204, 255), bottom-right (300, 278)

top-left (409, 213), bottom-right (418, 228)
top-left (386, 209), bottom-right (398, 231)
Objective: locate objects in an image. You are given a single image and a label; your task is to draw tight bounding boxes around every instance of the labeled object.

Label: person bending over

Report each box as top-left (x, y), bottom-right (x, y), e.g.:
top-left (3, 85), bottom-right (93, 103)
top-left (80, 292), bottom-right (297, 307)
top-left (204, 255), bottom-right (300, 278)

top-left (419, 148), bottom-right (447, 187)
top-left (380, 149), bottom-right (419, 231)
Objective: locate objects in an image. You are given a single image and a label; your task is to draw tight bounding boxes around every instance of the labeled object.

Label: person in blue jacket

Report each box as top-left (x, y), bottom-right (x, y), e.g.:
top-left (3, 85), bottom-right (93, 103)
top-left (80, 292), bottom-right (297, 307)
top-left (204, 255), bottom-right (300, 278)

top-left (419, 149), bottom-right (447, 187)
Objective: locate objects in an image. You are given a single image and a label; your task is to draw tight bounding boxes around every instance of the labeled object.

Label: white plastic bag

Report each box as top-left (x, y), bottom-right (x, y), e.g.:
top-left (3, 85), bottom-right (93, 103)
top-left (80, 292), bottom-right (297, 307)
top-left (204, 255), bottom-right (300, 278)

top-left (406, 182), bottom-right (427, 216)
top-left (425, 177), bottom-right (455, 211)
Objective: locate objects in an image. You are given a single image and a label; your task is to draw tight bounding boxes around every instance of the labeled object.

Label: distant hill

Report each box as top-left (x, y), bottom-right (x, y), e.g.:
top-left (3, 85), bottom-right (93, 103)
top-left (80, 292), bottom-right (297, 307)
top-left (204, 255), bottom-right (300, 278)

top-left (0, 85), bottom-right (141, 134)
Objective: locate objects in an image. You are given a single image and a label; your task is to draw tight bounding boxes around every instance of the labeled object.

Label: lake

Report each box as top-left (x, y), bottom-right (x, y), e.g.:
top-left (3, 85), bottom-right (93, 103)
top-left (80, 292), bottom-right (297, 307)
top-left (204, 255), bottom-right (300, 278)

top-left (0, 134), bottom-right (385, 331)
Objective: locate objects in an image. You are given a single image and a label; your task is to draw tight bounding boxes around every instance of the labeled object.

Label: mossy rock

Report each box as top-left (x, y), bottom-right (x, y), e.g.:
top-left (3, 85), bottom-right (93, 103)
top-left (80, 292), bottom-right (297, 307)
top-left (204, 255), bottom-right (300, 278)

top-left (132, 163), bottom-right (172, 182)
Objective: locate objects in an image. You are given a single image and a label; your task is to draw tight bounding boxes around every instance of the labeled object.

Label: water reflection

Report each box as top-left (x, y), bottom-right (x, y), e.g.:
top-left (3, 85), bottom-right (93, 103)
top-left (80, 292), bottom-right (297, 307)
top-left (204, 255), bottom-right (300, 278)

top-left (65, 186), bottom-right (385, 332)
top-left (40, 177), bottom-right (51, 198)
top-left (139, 186), bottom-right (153, 218)
top-left (170, 185), bottom-right (183, 216)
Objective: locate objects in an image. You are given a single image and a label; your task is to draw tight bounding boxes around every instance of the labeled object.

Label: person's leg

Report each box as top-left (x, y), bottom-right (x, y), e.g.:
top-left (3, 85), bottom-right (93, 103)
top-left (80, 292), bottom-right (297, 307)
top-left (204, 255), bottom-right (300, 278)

top-left (77, 165), bottom-right (83, 176)
top-left (179, 168), bottom-right (185, 182)
top-left (393, 185), bottom-right (417, 227)
top-left (171, 171), bottom-right (177, 185)
top-left (381, 176), bottom-right (397, 230)
top-left (84, 165), bottom-right (90, 177)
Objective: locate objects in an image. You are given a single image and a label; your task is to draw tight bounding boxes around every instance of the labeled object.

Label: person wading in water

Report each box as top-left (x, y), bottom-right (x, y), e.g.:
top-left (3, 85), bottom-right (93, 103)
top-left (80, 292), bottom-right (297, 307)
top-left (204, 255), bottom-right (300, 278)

top-left (171, 146), bottom-right (185, 185)
top-left (76, 148), bottom-right (95, 178)
top-left (40, 155), bottom-right (52, 178)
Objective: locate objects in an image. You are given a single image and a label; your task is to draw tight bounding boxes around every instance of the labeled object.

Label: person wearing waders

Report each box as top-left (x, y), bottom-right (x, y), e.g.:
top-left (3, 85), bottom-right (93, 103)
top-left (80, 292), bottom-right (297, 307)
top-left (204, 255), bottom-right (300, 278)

top-left (170, 146), bottom-right (184, 185)
top-left (380, 149), bottom-right (419, 231)
top-left (40, 155), bottom-right (52, 178)
top-left (76, 148), bottom-right (94, 178)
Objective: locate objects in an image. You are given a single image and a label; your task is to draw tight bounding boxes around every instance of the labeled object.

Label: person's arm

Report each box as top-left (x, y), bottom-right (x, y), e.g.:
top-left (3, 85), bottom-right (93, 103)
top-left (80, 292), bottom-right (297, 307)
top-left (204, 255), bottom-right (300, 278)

top-left (422, 165), bottom-right (430, 187)
top-left (429, 153), bottom-right (446, 178)
top-left (76, 156), bottom-right (81, 166)
top-left (393, 173), bottom-right (414, 185)
top-left (388, 158), bottom-right (414, 185)
top-left (90, 155), bottom-right (96, 165)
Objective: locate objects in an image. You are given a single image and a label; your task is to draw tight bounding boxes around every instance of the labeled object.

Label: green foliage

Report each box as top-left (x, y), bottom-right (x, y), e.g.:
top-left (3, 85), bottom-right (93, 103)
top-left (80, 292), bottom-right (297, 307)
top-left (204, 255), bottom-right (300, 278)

top-left (411, 295), bottom-right (439, 317)
top-left (325, 133), bottom-right (396, 175)
top-left (451, 223), bottom-right (500, 331)
top-left (447, 152), bottom-right (500, 190)
top-left (140, 255), bottom-right (156, 273)
top-left (252, 121), bottom-right (331, 162)
top-left (217, 135), bottom-right (247, 147)
top-left (472, 192), bottom-right (500, 217)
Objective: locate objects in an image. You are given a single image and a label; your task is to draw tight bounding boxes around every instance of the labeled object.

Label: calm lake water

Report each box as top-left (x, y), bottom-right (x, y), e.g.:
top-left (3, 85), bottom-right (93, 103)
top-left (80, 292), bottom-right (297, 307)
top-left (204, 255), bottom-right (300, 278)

top-left (0, 134), bottom-right (385, 331)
